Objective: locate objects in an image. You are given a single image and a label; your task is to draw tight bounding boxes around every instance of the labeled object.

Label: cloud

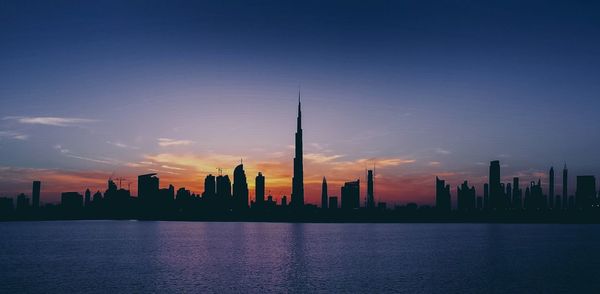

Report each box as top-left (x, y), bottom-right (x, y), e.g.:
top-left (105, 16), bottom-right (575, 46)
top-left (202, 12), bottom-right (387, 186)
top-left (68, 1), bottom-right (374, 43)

top-left (125, 162), bottom-right (142, 168)
top-left (107, 141), bottom-right (139, 150)
top-left (0, 131), bottom-right (28, 140)
top-left (157, 138), bottom-right (194, 147)
top-left (305, 153), bottom-right (344, 163)
top-left (317, 156), bottom-right (416, 173)
top-left (435, 148), bottom-right (451, 155)
top-left (54, 145), bottom-right (118, 165)
top-left (372, 158), bottom-right (416, 167)
top-left (5, 116), bottom-right (96, 127)
top-left (429, 161), bottom-right (441, 166)
top-left (161, 165), bottom-right (185, 171)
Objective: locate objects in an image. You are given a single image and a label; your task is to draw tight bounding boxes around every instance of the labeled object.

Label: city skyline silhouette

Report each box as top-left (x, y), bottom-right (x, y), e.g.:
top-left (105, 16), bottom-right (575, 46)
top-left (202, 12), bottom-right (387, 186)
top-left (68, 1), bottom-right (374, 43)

top-left (2, 96), bottom-right (600, 222)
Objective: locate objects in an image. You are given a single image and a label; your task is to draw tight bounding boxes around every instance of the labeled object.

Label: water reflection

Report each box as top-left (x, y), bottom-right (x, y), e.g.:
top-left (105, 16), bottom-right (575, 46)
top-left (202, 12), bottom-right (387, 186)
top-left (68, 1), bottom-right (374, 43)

top-left (1, 222), bottom-right (600, 293)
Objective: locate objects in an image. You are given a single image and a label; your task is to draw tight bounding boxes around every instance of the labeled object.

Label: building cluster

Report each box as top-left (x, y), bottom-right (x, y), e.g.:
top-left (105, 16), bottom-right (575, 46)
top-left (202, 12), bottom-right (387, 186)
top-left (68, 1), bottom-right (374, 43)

top-left (436, 161), bottom-right (599, 212)
top-left (2, 94), bottom-right (600, 220)
top-left (0, 95), bottom-right (382, 219)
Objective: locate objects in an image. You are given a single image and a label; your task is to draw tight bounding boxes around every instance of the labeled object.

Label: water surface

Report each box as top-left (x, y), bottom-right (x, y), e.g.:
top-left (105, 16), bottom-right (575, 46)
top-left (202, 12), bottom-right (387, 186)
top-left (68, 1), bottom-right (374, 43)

top-left (0, 221), bottom-right (598, 293)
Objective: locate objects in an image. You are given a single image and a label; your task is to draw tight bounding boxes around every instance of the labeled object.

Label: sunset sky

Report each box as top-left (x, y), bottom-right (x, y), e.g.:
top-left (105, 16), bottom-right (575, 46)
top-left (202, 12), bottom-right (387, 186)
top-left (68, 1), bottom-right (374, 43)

top-left (2, 1), bottom-right (600, 205)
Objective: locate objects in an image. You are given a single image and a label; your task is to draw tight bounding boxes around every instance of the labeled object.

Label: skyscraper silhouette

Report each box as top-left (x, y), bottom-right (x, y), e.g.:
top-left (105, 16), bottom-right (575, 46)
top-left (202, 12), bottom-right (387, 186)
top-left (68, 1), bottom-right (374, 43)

top-left (563, 164), bottom-right (568, 210)
top-left (256, 172), bottom-right (265, 205)
top-left (216, 174), bottom-right (232, 209)
top-left (576, 175), bottom-right (596, 210)
top-left (435, 177), bottom-right (451, 212)
top-left (84, 188), bottom-right (91, 207)
top-left (512, 177), bottom-right (522, 209)
top-left (291, 91), bottom-right (304, 208)
top-left (549, 167), bottom-right (555, 209)
top-left (233, 163), bottom-right (249, 210)
top-left (328, 196), bottom-right (338, 209)
top-left (321, 177), bottom-right (328, 209)
top-left (489, 160), bottom-right (502, 210)
top-left (138, 173), bottom-right (159, 201)
top-left (483, 183), bottom-right (489, 210)
top-left (16, 193), bottom-right (29, 211)
top-left (203, 174), bottom-right (216, 200)
top-left (457, 181), bottom-right (476, 212)
top-left (32, 181), bottom-right (41, 209)
top-left (366, 170), bottom-right (375, 209)
top-left (341, 180), bottom-right (360, 210)
top-left (138, 173), bottom-right (159, 214)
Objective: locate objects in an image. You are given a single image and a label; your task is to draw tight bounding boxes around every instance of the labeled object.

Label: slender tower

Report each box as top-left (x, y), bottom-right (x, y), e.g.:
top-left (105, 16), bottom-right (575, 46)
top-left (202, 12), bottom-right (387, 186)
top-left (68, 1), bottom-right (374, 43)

top-left (562, 163), bottom-right (568, 209)
top-left (321, 177), bottom-right (328, 209)
top-left (489, 160), bottom-right (501, 210)
top-left (32, 181), bottom-right (41, 208)
top-left (366, 170), bottom-right (375, 209)
top-left (291, 90), bottom-right (304, 208)
top-left (256, 172), bottom-right (265, 205)
top-left (549, 166), bottom-right (555, 209)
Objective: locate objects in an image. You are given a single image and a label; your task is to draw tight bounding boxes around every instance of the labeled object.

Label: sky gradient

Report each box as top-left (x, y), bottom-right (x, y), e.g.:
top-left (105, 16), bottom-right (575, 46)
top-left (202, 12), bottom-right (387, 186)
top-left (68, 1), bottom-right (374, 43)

top-left (2, 0), bottom-right (600, 205)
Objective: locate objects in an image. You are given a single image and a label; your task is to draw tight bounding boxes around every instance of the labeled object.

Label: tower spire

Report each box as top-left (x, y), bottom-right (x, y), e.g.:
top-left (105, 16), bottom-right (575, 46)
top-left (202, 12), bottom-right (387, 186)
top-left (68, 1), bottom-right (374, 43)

top-left (297, 88), bottom-right (302, 131)
top-left (292, 89), bottom-right (304, 208)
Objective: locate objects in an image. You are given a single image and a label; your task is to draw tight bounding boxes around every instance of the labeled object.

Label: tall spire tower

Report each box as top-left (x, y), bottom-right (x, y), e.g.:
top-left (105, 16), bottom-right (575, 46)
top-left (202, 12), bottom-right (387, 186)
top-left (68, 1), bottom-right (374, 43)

top-left (291, 90), bottom-right (304, 208)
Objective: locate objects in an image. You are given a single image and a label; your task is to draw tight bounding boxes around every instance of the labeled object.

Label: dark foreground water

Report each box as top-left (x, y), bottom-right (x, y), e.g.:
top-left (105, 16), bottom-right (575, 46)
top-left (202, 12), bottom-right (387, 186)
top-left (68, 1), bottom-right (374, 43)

top-left (0, 222), bottom-right (599, 293)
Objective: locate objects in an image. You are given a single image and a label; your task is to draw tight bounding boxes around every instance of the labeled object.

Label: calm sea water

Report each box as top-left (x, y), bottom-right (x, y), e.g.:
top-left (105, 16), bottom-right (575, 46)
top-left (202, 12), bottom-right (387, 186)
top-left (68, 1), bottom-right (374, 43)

top-left (0, 221), bottom-right (598, 293)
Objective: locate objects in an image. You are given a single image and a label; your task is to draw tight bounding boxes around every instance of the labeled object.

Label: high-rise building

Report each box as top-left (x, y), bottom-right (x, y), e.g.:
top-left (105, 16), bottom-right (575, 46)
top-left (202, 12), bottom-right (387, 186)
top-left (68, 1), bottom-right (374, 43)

top-left (457, 180), bottom-right (476, 212)
top-left (159, 185), bottom-right (174, 202)
top-left (32, 181), bottom-right (41, 208)
top-left (138, 173), bottom-right (159, 200)
top-left (16, 193), bottom-right (29, 211)
top-left (341, 180), bottom-right (360, 210)
top-left (256, 172), bottom-right (265, 204)
top-left (576, 176), bottom-right (596, 210)
top-left (84, 189), bottom-right (91, 207)
top-left (203, 174), bottom-right (216, 200)
top-left (216, 175), bottom-right (232, 201)
top-left (291, 91), bottom-right (304, 208)
top-left (512, 177), bottom-right (522, 209)
top-left (233, 164), bottom-right (249, 210)
top-left (489, 160), bottom-right (502, 210)
top-left (329, 196), bottom-right (338, 209)
top-left (549, 167), bottom-right (555, 209)
top-left (435, 177), bottom-right (451, 211)
top-left (505, 183), bottom-right (512, 208)
top-left (527, 179), bottom-right (544, 210)
top-left (321, 177), bottom-right (328, 209)
top-left (366, 170), bottom-right (375, 209)
top-left (562, 164), bottom-right (568, 210)
top-left (483, 183), bottom-right (489, 210)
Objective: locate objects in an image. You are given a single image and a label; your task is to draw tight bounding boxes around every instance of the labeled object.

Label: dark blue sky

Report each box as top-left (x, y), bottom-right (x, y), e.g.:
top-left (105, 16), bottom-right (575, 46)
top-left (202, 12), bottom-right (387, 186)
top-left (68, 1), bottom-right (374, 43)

top-left (1, 0), bottom-right (600, 203)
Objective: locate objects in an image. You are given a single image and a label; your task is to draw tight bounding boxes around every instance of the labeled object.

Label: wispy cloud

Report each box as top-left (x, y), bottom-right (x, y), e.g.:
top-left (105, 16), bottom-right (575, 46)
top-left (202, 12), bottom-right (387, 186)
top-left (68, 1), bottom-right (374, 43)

top-left (0, 131), bottom-right (28, 140)
top-left (157, 138), bottom-right (194, 147)
top-left (429, 161), bottom-right (441, 166)
top-left (435, 148), bottom-right (451, 155)
top-left (106, 141), bottom-right (139, 150)
top-left (54, 145), bottom-right (118, 165)
top-left (161, 165), bottom-right (185, 171)
top-left (305, 153), bottom-right (344, 163)
top-left (5, 116), bottom-right (97, 127)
